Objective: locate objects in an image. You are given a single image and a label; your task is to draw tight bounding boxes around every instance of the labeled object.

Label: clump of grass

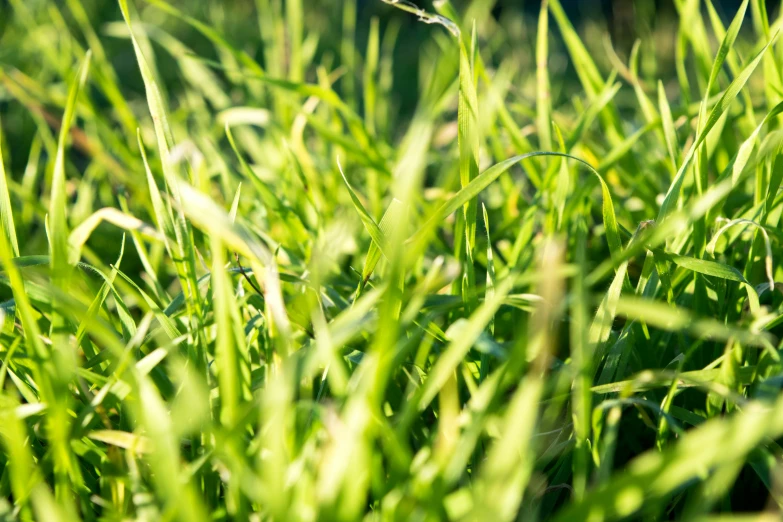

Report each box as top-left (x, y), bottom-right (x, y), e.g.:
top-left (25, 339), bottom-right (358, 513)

top-left (1, 0), bottom-right (783, 520)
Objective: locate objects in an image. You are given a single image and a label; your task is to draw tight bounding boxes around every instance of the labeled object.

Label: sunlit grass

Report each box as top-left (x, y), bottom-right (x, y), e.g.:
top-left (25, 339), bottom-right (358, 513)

top-left (1, 0), bottom-right (783, 520)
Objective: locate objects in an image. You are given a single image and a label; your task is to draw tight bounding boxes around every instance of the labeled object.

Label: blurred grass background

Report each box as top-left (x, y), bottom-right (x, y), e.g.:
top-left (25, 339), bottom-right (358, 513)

top-left (0, 0), bottom-right (689, 154)
top-left (0, 1), bottom-right (756, 167)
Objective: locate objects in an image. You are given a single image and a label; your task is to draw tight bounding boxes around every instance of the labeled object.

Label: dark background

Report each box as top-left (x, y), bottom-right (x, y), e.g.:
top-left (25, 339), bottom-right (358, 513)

top-left (0, 0), bottom-right (779, 147)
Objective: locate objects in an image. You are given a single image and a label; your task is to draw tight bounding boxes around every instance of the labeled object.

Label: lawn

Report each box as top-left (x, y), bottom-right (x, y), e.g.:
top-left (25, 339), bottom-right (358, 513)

top-left (1, 0), bottom-right (783, 520)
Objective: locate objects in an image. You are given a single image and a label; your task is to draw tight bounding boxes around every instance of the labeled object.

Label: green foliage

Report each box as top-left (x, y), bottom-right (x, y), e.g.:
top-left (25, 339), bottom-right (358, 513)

top-left (0, 0), bottom-right (783, 520)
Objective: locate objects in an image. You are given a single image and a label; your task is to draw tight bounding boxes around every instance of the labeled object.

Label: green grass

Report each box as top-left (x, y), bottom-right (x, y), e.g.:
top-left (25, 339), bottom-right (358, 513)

top-left (1, 0), bottom-right (783, 520)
